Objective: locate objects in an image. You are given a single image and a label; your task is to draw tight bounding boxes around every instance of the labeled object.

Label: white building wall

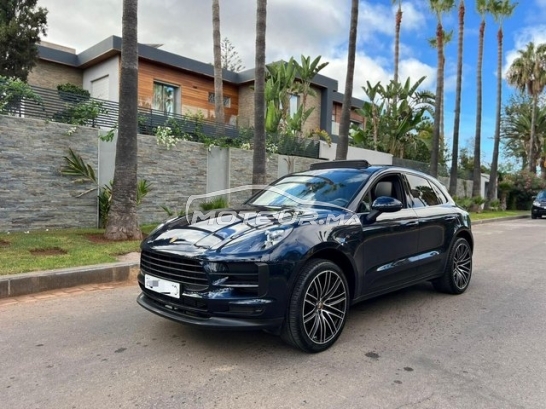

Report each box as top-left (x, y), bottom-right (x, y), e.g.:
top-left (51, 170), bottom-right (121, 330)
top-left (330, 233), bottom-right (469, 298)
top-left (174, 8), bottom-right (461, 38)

top-left (318, 141), bottom-right (393, 165)
top-left (82, 56), bottom-right (120, 102)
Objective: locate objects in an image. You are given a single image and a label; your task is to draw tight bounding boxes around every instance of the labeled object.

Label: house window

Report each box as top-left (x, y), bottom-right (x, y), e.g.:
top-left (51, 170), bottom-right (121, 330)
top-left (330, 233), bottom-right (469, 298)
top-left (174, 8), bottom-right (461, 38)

top-left (153, 82), bottom-right (178, 114)
top-left (350, 120), bottom-right (363, 129)
top-left (289, 94), bottom-right (299, 117)
top-left (208, 92), bottom-right (231, 108)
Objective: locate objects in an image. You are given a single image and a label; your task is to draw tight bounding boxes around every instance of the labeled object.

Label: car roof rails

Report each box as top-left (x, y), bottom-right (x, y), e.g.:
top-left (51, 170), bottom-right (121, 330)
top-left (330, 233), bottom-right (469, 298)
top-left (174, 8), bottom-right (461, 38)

top-left (309, 160), bottom-right (370, 170)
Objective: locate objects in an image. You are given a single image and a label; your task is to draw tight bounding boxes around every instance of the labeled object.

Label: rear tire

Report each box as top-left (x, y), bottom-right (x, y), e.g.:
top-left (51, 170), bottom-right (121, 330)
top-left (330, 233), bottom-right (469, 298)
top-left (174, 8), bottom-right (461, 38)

top-left (281, 259), bottom-right (349, 353)
top-left (433, 237), bottom-right (472, 295)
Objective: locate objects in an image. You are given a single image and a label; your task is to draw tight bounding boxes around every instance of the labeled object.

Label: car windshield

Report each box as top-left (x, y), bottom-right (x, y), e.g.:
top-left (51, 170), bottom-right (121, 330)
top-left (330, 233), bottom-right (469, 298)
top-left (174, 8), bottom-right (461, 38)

top-left (248, 169), bottom-right (370, 208)
top-left (537, 191), bottom-right (546, 200)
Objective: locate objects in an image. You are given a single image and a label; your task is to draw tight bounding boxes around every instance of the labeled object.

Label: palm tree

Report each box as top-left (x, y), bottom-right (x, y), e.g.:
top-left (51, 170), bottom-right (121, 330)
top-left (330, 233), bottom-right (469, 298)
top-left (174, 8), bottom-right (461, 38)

top-left (449, 0), bottom-right (465, 196)
top-left (392, 0), bottom-right (403, 87)
top-left (212, 0), bottom-right (225, 137)
top-left (104, 0), bottom-right (140, 240)
top-left (335, 0), bottom-right (359, 160)
top-left (486, 0), bottom-right (517, 208)
top-left (429, 29), bottom-right (453, 155)
top-left (252, 0), bottom-right (267, 186)
top-left (472, 0), bottom-right (491, 199)
top-left (428, 0), bottom-right (455, 178)
top-left (506, 42), bottom-right (546, 174)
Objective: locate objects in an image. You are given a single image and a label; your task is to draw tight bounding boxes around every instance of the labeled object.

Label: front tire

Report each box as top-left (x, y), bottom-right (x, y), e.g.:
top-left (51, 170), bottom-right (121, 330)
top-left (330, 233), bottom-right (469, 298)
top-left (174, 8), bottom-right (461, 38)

top-left (281, 259), bottom-right (349, 353)
top-left (433, 237), bottom-right (472, 294)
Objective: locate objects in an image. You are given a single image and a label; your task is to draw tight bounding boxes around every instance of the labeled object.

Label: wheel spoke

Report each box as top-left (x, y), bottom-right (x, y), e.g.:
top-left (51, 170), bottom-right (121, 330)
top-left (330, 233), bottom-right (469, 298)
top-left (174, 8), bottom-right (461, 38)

top-left (452, 242), bottom-right (472, 289)
top-left (302, 269), bottom-right (348, 345)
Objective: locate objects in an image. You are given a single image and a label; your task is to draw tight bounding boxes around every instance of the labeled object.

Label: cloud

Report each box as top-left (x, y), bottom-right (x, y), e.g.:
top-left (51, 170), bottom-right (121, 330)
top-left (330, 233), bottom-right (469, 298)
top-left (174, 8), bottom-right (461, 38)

top-left (503, 25), bottom-right (546, 76)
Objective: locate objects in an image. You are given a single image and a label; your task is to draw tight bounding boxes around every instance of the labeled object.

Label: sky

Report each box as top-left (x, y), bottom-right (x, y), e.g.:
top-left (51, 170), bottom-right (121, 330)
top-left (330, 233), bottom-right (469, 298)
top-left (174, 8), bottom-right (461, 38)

top-left (36, 0), bottom-right (546, 166)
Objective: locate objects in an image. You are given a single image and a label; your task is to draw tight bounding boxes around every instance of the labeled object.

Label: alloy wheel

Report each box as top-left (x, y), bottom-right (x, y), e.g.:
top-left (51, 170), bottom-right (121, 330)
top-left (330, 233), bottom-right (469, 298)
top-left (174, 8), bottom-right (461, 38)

top-left (302, 270), bottom-right (347, 345)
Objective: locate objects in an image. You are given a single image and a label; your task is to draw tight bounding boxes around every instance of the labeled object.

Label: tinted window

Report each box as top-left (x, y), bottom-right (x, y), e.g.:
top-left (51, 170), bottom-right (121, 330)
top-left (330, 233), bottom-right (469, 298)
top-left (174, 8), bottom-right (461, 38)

top-left (430, 181), bottom-right (448, 204)
top-left (406, 174), bottom-right (442, 207)
top-left (249, 169), bottom-right (370, 208)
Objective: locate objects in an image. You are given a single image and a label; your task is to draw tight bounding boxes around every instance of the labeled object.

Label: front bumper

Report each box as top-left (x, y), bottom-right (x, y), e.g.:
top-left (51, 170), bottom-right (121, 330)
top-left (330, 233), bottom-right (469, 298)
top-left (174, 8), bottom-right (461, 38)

top-left (137, 292), bottom-right (284, 330)
top-left (532, 206), bottom-right (546, 217)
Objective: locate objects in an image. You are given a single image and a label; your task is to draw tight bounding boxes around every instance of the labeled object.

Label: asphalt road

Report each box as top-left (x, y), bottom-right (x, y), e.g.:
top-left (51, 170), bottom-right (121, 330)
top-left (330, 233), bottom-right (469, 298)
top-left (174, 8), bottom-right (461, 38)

top-left (1, 219), bottom-right (545, 409)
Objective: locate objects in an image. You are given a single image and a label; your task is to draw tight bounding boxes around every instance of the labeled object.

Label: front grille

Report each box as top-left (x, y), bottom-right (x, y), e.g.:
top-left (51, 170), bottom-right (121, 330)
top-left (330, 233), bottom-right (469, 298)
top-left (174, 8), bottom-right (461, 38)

top-left (141, 249), bottom-right (209, 291)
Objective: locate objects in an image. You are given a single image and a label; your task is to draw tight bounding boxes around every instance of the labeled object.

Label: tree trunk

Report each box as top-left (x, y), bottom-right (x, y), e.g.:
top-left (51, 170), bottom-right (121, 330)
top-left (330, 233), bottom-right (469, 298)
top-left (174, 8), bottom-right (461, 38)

top-left (394, 7), bottom-right (402, 86)
top-left (449, 0), bottom-right (465, 196)
top-left (486, 27), bottom-right (503, 209)
top-left (430, 21), bottom-right (443, 177)
top-left (252, 0), bottom-right (267, 186)
top-left (212, 0), bottom-right (225, 137)
top-left (335, 0), bottom-right (359, 160)
top-left (104, 0), bottom-right (140, 240)
top-left (472, 20), bottom-right (485, 199)
top-left (529, 94), bottom-right (537, 174)
top-left (392, 5), bottom-right (402, 113)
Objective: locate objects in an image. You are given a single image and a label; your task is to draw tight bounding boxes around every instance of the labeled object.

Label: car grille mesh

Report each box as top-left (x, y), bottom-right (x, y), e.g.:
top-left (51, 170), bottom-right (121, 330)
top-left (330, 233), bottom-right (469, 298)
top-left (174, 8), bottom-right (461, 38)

top-left (140, 250), bottom-right (209, 291)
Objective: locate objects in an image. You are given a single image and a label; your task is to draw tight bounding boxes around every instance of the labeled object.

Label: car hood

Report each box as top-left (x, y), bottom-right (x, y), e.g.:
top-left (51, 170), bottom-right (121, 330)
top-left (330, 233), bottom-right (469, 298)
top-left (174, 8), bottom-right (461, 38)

top-left (143, 206), bottom-right (352, 254)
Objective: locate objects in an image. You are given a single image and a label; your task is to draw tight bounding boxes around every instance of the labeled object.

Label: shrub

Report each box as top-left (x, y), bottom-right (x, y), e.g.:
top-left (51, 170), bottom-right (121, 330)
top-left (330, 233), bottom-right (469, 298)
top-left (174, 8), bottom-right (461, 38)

top-left (200, 196), bottom-right (228, 211)
top-left (0, 76), bottom-right (42, 114)
top-left (504, 171), bottom-right (546, 210)
top-left (57, 83), bottom-right (90, 102)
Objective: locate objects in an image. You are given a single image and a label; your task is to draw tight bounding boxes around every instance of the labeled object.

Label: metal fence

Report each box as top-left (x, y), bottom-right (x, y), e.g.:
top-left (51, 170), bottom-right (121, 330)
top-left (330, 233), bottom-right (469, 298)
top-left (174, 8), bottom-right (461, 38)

top-left (2, 85), bottom-right (320, 159)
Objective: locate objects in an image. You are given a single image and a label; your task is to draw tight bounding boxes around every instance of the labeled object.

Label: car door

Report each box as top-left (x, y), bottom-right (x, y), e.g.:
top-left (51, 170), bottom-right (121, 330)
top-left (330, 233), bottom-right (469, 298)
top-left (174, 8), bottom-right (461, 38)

top-left (353, 173), bottom-right (421, 297)
top-left (404, 173), bottom-right (459, 279)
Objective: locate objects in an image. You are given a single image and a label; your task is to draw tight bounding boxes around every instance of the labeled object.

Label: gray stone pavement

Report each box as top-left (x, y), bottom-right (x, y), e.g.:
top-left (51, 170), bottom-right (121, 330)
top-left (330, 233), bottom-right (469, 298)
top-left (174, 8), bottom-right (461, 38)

top-left (0, 215), bottom-right (529, 299)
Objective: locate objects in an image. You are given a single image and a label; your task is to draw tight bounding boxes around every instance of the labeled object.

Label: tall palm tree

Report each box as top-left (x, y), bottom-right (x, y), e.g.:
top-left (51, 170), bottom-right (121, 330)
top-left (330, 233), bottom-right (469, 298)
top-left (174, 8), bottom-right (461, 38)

top-left (429, 29), bottom-right (453, 156)
top-left (472, 0), bottom-right (491, 199)
top-left (392, 0), bottom-right (403, 87)
top-left (428, 0), bottom-right (455, 177)
top-left (212, 0), bottom-right (225, 137)
top-left (486, 0), bottom-right (517, 208)
top-left (506, 42), bottom-right (546, 174)
top-left (252, 0), bottom-right (267, 186)
top-left (449, 0), bottom-right (465, 196)
top-left (335, 0), bottom-right (359, 160)
top-left (104, 0), bottom-right (140, 240)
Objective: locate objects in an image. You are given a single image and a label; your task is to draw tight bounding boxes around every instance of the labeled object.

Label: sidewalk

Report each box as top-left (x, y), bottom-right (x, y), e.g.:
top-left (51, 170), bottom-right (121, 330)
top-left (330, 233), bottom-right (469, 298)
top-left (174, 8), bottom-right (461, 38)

top-left (0, 215), bottom-right (529, 299)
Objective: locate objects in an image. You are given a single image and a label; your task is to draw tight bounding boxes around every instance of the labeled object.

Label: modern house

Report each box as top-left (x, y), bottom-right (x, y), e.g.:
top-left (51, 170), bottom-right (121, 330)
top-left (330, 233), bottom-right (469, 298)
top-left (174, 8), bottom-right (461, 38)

top-left (28, 36), bottom-right (368, 139)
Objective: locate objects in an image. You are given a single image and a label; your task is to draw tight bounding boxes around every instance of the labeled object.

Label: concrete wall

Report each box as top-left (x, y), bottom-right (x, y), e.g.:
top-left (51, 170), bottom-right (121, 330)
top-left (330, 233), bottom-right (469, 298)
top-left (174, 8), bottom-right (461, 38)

top-left (319, 141), bottom-right (394, 164)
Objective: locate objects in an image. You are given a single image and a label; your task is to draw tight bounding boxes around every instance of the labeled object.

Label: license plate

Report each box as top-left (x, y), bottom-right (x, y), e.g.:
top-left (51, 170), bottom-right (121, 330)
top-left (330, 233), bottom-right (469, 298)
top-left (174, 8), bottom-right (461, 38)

top-left (144, 274), bottom-right (180, 299)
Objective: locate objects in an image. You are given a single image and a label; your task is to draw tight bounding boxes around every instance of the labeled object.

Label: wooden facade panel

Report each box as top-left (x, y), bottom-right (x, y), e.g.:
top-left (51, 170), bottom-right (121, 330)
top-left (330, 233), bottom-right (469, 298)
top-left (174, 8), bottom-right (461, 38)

top-left (138, 59), bottom-right (239, 122)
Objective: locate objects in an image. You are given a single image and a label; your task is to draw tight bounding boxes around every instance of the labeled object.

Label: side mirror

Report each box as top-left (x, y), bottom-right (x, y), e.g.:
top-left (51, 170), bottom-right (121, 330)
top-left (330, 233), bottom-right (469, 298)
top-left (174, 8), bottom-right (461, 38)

top-left (363, 197), bottom-right (403, 224)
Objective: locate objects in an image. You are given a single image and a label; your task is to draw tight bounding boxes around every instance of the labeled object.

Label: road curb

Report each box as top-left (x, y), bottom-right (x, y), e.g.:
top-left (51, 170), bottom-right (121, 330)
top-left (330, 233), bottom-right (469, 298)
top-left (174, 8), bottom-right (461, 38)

top-left (471, 214), bottom-right (529, 225)
top-left (0, 261), bottom-right (140, 299)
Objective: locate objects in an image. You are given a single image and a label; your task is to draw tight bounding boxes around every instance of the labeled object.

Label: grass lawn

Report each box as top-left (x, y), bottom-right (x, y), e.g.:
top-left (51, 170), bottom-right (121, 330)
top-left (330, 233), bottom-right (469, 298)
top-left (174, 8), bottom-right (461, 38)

top-left (0, 225), bottom-right (157, 276)
top-left (469, 210), bottom-right (529, 221)
top-left (0, 211), bottom-right (529, 276)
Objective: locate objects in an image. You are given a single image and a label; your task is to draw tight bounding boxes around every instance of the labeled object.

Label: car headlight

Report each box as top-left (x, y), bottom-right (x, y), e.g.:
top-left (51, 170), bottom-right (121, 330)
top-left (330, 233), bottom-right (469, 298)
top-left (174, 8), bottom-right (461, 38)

top-left (220, 227), bottom-right (293, 254)
top-left (533, 201), bottom-right (540, 207)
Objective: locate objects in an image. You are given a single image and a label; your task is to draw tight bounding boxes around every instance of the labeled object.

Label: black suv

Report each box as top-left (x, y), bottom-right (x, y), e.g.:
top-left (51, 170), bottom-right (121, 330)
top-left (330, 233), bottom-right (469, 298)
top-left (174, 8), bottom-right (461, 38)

top-left (137, 160), bottom-right (473, 352)
top-left (531, 190), bottom-right (546, 219)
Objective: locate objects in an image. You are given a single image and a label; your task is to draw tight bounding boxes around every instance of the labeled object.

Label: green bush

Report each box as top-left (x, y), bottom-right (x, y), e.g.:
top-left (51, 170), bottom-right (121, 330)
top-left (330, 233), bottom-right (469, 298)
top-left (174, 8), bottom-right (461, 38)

top-left (200, 197), bottom-right (228, 211)
top-left (57, 83), bottom-right (90, 102)
top-left (0, 76), bottom-right (42, 114)
top-left (504, 171), bottom-right (546, 210)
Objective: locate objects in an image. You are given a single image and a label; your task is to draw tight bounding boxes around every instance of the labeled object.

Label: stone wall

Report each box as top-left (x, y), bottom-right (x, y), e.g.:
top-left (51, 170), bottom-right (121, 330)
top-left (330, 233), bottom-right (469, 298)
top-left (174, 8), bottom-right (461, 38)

top-left (0, 116), bottom-right (98, 231)
top-left (27, 60), bottom-right (84, 89)
top-left (1, 116), bottom-right (475, 232)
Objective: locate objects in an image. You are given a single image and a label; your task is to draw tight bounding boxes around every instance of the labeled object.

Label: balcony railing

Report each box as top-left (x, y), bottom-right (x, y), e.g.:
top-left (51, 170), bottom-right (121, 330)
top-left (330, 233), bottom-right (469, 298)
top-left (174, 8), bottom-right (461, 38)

top-left (1, 85), bottom-right (319, 159)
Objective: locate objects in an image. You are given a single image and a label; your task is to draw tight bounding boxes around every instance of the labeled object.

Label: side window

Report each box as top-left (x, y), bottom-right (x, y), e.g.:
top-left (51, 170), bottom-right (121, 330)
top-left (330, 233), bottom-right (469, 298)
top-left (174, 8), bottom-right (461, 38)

top-left (357, 175), bottom-right (405, 213)
top-left (430, 181), bottom-right (448, 204)
top-left (406, 174), bottom-right (441, 208)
